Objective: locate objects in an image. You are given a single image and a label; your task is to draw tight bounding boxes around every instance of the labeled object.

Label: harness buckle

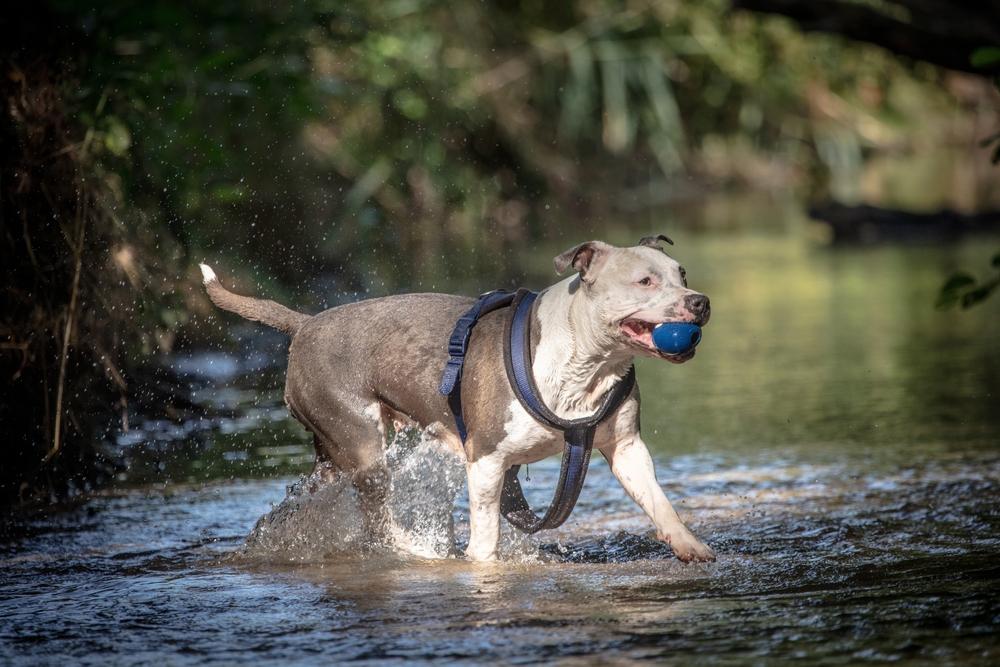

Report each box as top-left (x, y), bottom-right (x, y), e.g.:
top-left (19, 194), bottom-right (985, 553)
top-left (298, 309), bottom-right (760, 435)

top-left (446, 318), bottom-right (475, 357)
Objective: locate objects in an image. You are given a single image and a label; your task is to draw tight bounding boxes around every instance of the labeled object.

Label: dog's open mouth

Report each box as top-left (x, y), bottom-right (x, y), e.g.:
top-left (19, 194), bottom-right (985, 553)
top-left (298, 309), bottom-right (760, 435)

top-left (619, 318), bottom-right (696, 363)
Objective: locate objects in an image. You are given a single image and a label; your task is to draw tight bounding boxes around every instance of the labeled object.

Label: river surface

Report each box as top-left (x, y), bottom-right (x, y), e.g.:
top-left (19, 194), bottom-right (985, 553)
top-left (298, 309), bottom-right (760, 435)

top-left (2, 198), bottom-right (1000, 664)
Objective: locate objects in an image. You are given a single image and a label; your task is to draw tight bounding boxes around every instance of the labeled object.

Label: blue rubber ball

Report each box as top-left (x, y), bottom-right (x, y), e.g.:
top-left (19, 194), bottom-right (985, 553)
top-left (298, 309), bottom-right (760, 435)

top-left (652, 322), bottom-right (702, 355)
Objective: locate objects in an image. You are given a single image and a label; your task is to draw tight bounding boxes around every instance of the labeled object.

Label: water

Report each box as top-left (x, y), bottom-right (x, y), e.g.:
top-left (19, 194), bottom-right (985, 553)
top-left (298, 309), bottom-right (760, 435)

top-left (2, 198), bottom-right (999, 664)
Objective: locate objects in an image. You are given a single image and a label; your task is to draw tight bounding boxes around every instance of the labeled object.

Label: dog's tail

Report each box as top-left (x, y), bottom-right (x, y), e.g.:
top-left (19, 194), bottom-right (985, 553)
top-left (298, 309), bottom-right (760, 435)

top-left (199, 264), bottom-right (310, 336)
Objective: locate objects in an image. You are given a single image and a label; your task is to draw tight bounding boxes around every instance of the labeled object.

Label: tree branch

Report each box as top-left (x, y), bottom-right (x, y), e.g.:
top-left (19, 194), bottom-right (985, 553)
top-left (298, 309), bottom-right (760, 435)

top-left (732, 0), bottom-right (1000, 74)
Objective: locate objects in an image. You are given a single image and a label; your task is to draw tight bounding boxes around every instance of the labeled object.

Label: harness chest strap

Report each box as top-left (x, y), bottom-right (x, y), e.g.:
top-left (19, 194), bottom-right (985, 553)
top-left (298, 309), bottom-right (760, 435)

top-left (439, 288), bottom-right (636, 534)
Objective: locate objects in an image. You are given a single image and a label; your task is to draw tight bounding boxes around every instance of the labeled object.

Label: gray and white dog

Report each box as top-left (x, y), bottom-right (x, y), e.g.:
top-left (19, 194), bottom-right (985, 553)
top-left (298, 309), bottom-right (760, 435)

top-left (200, 238), bottom-right (715, 562)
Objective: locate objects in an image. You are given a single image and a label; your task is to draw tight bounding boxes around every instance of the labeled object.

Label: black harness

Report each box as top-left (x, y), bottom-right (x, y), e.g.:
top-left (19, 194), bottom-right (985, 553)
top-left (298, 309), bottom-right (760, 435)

top-left (439, 288), bottom-right (636, 533)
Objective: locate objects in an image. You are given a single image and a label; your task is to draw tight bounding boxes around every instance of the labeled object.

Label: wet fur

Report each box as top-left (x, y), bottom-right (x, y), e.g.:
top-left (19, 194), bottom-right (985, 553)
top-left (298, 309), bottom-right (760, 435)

top-left (199, 242), bottom-right (716, 563)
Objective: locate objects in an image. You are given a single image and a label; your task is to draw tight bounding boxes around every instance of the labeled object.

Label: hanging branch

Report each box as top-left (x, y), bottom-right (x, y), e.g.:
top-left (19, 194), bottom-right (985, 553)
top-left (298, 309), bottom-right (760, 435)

top-left (731, 0), bottom-right (1000, 75)
top-left (43, 191), bottom-right (87, 466)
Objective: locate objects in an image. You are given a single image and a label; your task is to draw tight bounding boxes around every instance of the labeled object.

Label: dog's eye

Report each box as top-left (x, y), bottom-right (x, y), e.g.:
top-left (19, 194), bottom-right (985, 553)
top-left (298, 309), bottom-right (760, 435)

top-left (637, 277), bottom-right (653, 287)
top-left (679, 268), bottom-right (687, 287)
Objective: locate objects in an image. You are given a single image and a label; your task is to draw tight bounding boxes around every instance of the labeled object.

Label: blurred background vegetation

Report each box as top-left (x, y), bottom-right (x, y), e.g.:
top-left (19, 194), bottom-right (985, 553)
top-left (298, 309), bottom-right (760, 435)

top-left (2, 0), bottom-right (998, 505)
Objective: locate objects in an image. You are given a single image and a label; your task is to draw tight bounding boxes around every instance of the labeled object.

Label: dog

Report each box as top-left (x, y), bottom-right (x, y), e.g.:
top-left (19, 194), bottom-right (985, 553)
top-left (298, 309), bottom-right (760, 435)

top-left (200, 238), bottom-right (715, 562)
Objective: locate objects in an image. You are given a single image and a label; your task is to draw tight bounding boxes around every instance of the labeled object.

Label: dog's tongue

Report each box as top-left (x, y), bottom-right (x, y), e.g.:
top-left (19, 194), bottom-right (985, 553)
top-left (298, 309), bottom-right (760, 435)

top-left (622, 320), bottom-right (647, 337)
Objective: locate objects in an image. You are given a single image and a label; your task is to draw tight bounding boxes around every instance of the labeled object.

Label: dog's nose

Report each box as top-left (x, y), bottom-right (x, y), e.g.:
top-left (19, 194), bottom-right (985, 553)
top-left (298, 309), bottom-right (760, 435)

top-left (685, 294), bottom-right (710, 321)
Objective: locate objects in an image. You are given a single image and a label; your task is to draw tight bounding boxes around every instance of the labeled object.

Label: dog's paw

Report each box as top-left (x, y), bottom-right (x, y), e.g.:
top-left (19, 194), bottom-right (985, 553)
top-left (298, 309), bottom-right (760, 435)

top-left (464, 545), bottom-right (500, 562)
top-left (660, 528), bottom-right (716, 563)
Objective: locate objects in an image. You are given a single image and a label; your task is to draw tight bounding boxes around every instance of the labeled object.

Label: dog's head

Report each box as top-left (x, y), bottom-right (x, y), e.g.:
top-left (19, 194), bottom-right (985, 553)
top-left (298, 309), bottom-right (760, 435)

top-left (554, 236), bottom-right (709, 364)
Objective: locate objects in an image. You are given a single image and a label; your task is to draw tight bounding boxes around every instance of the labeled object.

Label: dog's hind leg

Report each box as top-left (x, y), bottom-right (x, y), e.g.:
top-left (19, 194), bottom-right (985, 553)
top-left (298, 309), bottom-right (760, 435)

top-left (310, 437), bottom-right (343, 484)
top-left (289, 391), bottom-right (394, 544)
top-left (339, 402), bottom-right (394, 545)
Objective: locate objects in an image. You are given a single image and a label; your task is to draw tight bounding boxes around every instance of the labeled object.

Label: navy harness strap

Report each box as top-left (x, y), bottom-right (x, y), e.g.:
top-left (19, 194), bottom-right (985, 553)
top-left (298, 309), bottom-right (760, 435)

top-left (439, 287), bottom-right (635, 534)
top-left (500, 289), bottom-right (635, 533)
top-left (438, 290), bottom-right (516, 441)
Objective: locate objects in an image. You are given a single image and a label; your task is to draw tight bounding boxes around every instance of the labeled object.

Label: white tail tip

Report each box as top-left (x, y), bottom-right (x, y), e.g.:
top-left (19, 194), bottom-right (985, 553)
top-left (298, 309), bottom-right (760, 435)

top-left (199, 263), bottom-right (217, 284)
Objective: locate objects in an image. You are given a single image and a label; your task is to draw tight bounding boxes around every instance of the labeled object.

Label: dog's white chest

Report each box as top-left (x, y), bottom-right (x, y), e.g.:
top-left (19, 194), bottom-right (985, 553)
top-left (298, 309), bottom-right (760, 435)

top-left (496, 399), bottom-right (564, 464)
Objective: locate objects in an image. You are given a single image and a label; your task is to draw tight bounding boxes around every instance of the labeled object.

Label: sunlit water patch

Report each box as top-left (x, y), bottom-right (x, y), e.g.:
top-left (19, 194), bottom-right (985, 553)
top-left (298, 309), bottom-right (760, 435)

top-left (3, 218), bottom-right (1000, 663)
top-left (2, 447), bottom-right (998, 664)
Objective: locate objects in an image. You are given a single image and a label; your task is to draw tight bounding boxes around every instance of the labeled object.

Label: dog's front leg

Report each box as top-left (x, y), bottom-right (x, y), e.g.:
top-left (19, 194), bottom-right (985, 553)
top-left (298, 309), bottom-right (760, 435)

top-left (600, 435), bottom-right (716, 562)
top-left (465, 452), bottom-right (506, 561)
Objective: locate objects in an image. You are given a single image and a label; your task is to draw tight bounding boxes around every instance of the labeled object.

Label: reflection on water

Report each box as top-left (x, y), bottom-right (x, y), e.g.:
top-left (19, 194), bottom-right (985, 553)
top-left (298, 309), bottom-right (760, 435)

top-left (2, 451), bottom-right (997, 663)
top-left (2, 196), bottom-right (999, 663)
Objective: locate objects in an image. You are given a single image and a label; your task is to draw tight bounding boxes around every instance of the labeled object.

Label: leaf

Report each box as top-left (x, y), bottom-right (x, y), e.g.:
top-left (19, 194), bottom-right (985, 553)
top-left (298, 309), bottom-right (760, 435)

top-left (392, 89), bottom-right (427, 120)
top-left (940, 273), bottom-right (976, 292)
top-left (978, 131), bottom-right (1000, 148)
top-left (937, 272), bottom-right (976, 309)
top-left (103, 117), bottom-right (132, 156)
top-left (598, 41), bottom-right (632, 154)
top-left (970, 46), bottom-right (1000, 69)
top-left (559, 41), bottom-right (594, 140)
top-left (961, 282), bottom-right (998, 308)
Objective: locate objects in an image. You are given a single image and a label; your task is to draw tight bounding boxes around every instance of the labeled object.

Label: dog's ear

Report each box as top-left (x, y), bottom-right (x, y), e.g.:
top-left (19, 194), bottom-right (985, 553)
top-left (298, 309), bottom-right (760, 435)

top-left (554, 241), bottom-right (612, 283)
top-left (638, 234), bottom-right (674, 250)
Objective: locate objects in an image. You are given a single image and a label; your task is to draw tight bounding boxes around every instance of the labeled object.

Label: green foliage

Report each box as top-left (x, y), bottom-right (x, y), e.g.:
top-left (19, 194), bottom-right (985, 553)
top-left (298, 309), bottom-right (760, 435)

top-left (970, 46), bottom-right (1000, 70)
top-left (938, 254), bottom-right (1000, 309)
top-left (40, 0), bottom-right (976, 292)
top-left (52, 2), bottom-right (332, 278)
top-left (4, 0), bottom-right (995, 504)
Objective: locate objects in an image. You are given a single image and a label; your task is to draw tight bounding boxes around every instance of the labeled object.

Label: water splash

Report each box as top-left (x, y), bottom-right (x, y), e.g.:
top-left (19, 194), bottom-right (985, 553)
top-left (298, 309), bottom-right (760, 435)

top-left (236, 464), bottom-right (365, 561)
top-left (384, 428), bottom-right (467, 558)
top-left (237, 427), bottom-right (468, 562)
